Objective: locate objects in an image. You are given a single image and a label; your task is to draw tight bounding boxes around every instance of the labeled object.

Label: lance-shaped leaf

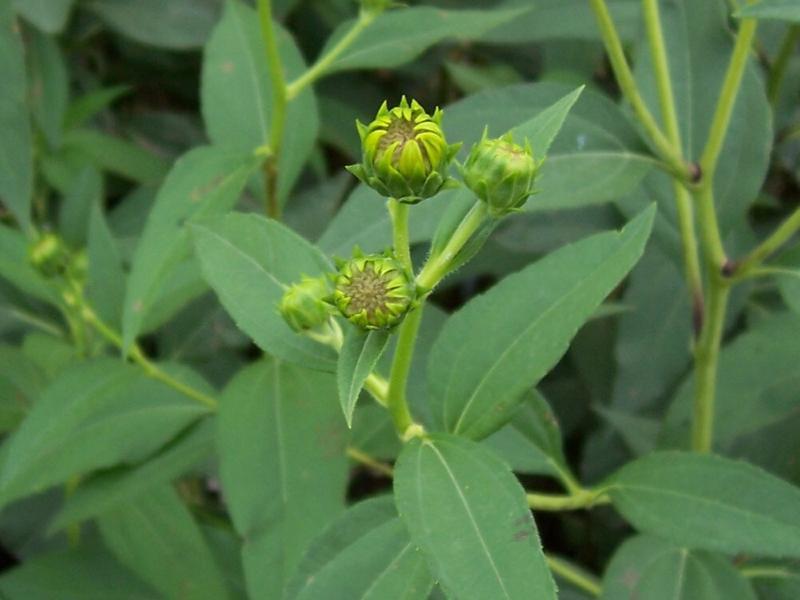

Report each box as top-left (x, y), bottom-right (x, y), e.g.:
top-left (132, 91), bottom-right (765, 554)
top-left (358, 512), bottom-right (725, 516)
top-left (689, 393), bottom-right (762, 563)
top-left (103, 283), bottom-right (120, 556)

top-left (337, 328), bottom-right (390, 427)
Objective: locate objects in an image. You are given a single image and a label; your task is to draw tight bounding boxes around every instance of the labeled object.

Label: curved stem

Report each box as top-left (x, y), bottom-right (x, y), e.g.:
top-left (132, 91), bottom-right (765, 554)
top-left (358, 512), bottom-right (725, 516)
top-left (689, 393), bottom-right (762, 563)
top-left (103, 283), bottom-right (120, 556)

top-left (691, 281), bottom-right (729, 452)
top-left (385, 305), bottom-right (424, 438)
top-left (699, 14), bottom-right (758, 178)
top-left (416, 201), bottom-right (488, 291)
top-left (257, 0), bottom-right (288, 219)
top-left (546, 555), bottom-right (602, 597)
top-left (733, 205), bottom-right (800, 278)
top-left (81, 305), bottom-right (218, 411)
top-left (364, 373), bottom-right (389, 407)
top-left (768, 25), bottom-right (800, 106)
top-left (588, 0), bottom-right (690, 180)
top-left (388, 199), bottom-right (412, 273)
top-left (285, 11), bottom-right (377, 100)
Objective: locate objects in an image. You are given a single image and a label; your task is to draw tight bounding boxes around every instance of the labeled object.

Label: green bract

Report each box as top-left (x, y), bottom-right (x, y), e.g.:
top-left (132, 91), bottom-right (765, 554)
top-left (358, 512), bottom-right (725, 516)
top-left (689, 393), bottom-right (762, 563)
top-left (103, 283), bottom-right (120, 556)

top-left (346, 96), bottom-right (460, 204)
top-left (28, 232), bottom-right (68, 278)
top-left (461, 131), bottom-right (540, 217)
top-left (332, 253), bottom-right (414, 329)
top-left (278, 276), bottom-right (333, 333)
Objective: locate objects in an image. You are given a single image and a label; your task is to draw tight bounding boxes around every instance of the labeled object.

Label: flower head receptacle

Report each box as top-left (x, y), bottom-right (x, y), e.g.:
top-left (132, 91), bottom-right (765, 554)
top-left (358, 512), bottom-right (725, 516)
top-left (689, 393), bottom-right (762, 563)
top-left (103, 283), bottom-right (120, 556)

top-left (346, 96), bottom-right (460, 204)
top-left (278, 276), bottom-right (334, 333)
top-left (461, 130), bottom-right (540, 217)
top-left (333, 253), bottom-right (414, 329)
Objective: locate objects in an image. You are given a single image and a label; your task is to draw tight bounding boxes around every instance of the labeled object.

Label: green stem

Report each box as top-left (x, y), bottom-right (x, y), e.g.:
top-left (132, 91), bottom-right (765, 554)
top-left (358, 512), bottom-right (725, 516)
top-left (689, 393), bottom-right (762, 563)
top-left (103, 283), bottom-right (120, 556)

top-left (257, 0), bottom-right (288, 219)
top-left (285, 10), bottom-right (377, 100)
top-left (691, 281), bottom-right (730, 453)
top-left (364, 373), bottom-right (389, 407)
top-left (546, 555), bottom-right (602, 597)
top-left (733, 205), bottom-right (800, 278)
top-left (389, 199), bottom-right (412, 273)
top-left (417, 201), bottom-right (488, 291)
top-left (699, 14), bottom-right (758, 179)
top-left (695, 185), bottom-right (728, 269)
top-left (526, 489), bottom-right (610, 511)
top-left (642, 0), bottom-right (704, 325)
top-left (588, 0), bottom-right (690, 180)
top-left (385, 304), bottom-right (424, 439)
top-left (768, 25), bottom-right (800, 106)
top-left (740, 565), bottom-right (800, 580)
top-left (346, 446), bottom-right (394, 477)
top-left (81, 305), bottom-right (218, 411)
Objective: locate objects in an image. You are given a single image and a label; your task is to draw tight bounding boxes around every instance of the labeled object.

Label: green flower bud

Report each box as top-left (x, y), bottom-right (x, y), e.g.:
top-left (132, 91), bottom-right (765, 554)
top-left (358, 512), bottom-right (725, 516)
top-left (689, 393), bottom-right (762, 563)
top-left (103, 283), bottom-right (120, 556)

top-left (346, 96), bottom-right (460, 204)
top-left (278, 276), bottom-right (333, 333)
top-left (28, 232), bottom-right (69, 278)
top-left (333, 253), bottom-right (414, 329)
top-left (461, 130), bottom-right (540, 217)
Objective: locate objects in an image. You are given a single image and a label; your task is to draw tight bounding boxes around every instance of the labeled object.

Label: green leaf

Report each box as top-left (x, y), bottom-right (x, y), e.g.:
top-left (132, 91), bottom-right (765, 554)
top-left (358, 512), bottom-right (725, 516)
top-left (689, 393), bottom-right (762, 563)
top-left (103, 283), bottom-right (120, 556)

top-left (60, 129), bottom-right (169, 184)
top-left (484, 390), bottom-right (570, 478)
top-left (0, 2), bottom-right (33, 231)
top-left (775, 245), bottom-right (800, 314)
top-left (663, 312), bottom-right (800, 449)
top-left (59, 166), bottom-right (102, 247)
top-left (122, 146), bottom-right (257, 352)
top-left (64, 85), bottom-right (130, 130)
top-left (737, 1), bottom-right (800, 23)
top-left (429, 205), bottom-right (655, 440)
top-left (218, 359), bottom-right (348, 599)
top-left (601, 535), bottom-right (757, 600)
top-left (27, 28), bottom-right (68, 149)
top-left (321, 6), bottom-right (524, 73)
top-left (49, 417), bottom-right (215, 532)
top-left (191, 212), bottom-right (337, 370)
top-left (337, 328), bottom-right (390, 427)
top-left (481, 0), bottom-right (641, 44)
top-left (0, 546), bottom-right (156, 599)
top-left (512, 85), bottom-right (584, 155)
top-left (0, 359), bottom-right (209, 509)
top-left (12, 0), bottom-right (74, 33)
top-left (89, 0), bottom-right (222, 49)
top-left (394, 433), bottom-right (556, 600)
top-left (612, 246), bottom-right (692, 411)
top-left (201, 0), bottom-right (317, 202)
top-left (0, 345), bottom-right (45, 433)
top-left (288, 496), bottom-right (434, 600)
top-left (444, 82), bottom-right (653, 211)
top-left (87, 201), bottom-right (126, 328)
top-left (98, 484), bottom-right (231, 600)
top-left (605, 451), bottom-right (800, 558)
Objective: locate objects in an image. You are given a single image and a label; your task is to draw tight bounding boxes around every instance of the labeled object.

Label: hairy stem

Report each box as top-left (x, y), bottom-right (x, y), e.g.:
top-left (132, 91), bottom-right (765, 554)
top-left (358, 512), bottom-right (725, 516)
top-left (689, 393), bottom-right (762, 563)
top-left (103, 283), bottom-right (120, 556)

top-left (733, 206), bottom-right (800, 279)
top-left (389, 199), bottom-right (412, 273)
top-left (416, 201), bottom-right (488, 291)
top-left (588, 0), bottom-right (690, 180)
top-left (546, 555), bottom-right (602, 597)
top-left (699, 14), bottom-right (758, 178)
top-left (386, 305), bottom-right (424, 439)
top-left (81, 305), bottom-right (218, 411)
top-left (285, 10), bottom-right (377, 100)
top-left (691, 281), bottom-right (730, 453)
top-left (257, 0), bottom-right (288, 219)
top-left (526, 489), bottom-right (611, 511)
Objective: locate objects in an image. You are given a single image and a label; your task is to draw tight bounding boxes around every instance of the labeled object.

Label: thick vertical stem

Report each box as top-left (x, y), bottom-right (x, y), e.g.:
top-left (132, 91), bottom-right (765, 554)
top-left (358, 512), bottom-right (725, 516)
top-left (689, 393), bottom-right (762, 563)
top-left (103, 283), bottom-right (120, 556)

top-left (691, 281), bottom-right (729, 452)
top-left (389, 199), bottom-right (412, 273)
top-left (386, 304), bottom-right (424, 439)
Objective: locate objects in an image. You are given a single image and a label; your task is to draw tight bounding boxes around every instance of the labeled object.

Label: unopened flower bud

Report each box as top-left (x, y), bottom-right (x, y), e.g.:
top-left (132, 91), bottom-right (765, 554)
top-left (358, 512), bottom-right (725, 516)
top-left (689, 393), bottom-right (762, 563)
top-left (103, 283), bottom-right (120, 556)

top-left (278, 276), bottom-right (333, 333)
top-left (333, 253), bottom-right (414, 329)
top-left (462, 131), bottom-right (540, 217)
top-left (28, 232), bottom-right (68, 278)
top-left (346, 96), bottom-right (460, 204)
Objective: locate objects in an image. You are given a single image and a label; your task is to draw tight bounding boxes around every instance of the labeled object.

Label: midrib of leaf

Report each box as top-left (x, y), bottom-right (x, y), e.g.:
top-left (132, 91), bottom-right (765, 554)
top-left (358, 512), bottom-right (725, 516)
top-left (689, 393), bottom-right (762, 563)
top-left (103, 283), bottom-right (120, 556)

top-left (452, 229), bottom-right (640, 434)
top-left (421, 441), bottom-right (512, 599)
top-left (358, 539), bottom-right (414, 600)
top-left (671, 549), bottom-right (689, 600)
top-left (228, 3), bottom-right (268, 143)
top-left (610, 482), bottom-right (800, 535)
